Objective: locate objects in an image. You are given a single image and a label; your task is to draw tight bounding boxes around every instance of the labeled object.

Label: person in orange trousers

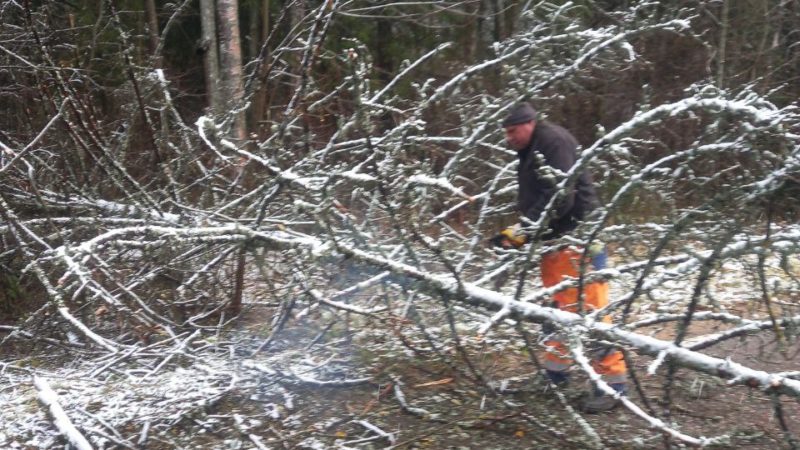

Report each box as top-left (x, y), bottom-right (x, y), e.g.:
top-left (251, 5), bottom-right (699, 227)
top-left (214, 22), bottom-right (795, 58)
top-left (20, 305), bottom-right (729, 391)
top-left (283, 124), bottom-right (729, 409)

top-left (540, 248), bottom-right (627, 396)
top-left (498, 102), bottom-right (627, 412)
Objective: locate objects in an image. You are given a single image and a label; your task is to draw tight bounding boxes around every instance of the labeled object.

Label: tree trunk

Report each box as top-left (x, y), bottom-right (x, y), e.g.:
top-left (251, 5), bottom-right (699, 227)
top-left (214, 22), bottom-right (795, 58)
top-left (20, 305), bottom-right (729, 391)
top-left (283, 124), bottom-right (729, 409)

top-left (287, 0), bottom-right (307, 86)
top-left (144, 0), bottom-right (162, 66)
top-left (504, 0), bottom-right (518, 39)
top-left (249, 0), bottom-right (271, 139)
top-left (200, 0), bottom-right (221, 114)
top-left (261, 0), bottom-right (270, 54)
top-left (463, 1), bottom-right (478, 61)
top-left (218, 0), bottom-right (247, 142)
top-left (475, 0), bottom-right (487, 60)
top-left (492, 0), bottom-right (504, 43)
top-left (716, 0), bottom-right (730, 88)
top-left (374, 18), bottom-right (394, 130)
top-left (245, 0), bottom-right (263, 61)
top-left (216, 0), bottom-right (247, 313)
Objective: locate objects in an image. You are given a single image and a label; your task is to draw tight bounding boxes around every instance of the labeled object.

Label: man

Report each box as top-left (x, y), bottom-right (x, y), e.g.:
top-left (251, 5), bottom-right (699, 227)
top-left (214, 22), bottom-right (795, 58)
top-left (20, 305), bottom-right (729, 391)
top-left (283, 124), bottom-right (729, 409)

top-left (500, 102), bottom-right (627, 413)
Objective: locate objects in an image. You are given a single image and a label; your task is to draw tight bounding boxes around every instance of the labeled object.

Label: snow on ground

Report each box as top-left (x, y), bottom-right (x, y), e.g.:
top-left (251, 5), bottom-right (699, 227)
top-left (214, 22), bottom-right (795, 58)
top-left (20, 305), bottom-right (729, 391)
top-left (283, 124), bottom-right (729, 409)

top-left (0, 335), bottom-right (373, 449)
top-left (0, 250), bottom-right (797, 449)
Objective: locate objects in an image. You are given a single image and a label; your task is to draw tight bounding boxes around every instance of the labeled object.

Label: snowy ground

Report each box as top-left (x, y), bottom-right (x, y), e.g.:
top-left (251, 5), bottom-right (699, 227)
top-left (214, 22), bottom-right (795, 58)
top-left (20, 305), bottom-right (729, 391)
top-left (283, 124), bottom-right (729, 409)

top-left (1, 251), bottom-right (798, 449)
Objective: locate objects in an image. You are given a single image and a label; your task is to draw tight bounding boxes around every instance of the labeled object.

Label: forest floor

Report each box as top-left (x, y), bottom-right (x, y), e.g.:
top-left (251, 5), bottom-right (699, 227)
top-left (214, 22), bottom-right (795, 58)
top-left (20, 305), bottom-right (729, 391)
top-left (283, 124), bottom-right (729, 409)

top-left (2, 308), bottom-right (798, 449)
top-left (1, 256), bottom-right (799, 449)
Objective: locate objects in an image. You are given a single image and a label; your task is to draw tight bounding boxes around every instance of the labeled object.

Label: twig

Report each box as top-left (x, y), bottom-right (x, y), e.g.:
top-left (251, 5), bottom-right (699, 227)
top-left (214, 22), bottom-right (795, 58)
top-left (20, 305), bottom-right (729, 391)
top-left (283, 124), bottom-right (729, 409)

top-left (233, 414), bottom-right (271, 450)
top-left (359, 381), bottom-right (393, 415)
top-left (82, 426), bottom-right (136, 450)
top-left (392, 380), bottom-right (431, 417)
top-left (34, 376), bottom-right (94, 450)
top-left (88, 344), bottom-right (142, 378)
top-left (287, 369), bottom-right (372, 387)
top-left (387, 414), bottom-right (505, 449)
top-left (77, 407), bottom-right (137, 449)
top-left (356, 420), bottom-right (396, 445)
top-left (771, 392), bottom-right (800, 450)
top-left (144, 330), bottom-right (200, 379)
top-left (253, 295), bottom-right (296, 355)
top-left (138, 421), bottom-right (150, 447)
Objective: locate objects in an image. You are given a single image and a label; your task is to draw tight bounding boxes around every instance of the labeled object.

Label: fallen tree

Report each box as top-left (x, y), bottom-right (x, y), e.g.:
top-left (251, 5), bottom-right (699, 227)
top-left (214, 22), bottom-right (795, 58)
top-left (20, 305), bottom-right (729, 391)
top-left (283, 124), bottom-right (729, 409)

top-left (1, 1), bottom-right (799, 447)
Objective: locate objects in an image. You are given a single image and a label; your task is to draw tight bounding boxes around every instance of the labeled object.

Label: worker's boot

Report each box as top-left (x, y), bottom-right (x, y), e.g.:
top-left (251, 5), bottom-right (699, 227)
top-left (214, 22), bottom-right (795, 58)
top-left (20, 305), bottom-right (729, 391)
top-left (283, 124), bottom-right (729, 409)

top-left (545, 370), bottom-right (569, 387)
top-left (580, 383), bottom-right (625, 413)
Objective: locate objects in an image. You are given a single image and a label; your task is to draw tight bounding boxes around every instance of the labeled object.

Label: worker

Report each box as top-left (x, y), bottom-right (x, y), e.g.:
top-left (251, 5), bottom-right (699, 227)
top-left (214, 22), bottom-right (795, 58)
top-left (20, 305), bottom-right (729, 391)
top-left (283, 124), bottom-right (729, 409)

top-left (499, 102), bottom-right (627, 413)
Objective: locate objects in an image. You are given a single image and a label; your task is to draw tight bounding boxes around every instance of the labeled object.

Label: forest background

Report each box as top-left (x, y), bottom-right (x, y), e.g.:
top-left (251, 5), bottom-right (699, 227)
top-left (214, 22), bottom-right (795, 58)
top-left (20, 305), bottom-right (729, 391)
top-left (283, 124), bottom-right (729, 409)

top-left (1, 0), bottom-right (800, 449)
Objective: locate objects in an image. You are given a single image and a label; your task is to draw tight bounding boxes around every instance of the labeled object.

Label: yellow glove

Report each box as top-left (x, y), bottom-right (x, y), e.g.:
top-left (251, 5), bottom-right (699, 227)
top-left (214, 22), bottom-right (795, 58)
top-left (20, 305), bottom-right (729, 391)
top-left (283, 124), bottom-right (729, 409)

top-left (496, 224), bottom-right (527, 248)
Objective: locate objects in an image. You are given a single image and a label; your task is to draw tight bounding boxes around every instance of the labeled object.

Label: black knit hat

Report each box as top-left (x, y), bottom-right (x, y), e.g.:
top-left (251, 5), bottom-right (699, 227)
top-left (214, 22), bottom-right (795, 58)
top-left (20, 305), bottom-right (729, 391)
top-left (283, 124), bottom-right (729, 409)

top-left (502, 102), bottom-right (538, 127)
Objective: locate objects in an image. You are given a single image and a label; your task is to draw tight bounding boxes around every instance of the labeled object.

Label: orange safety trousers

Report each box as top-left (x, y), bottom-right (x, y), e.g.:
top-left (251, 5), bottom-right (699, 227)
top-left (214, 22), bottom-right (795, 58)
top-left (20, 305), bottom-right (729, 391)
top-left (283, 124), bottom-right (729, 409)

top-left (541, 247), bottom-right (627, 384)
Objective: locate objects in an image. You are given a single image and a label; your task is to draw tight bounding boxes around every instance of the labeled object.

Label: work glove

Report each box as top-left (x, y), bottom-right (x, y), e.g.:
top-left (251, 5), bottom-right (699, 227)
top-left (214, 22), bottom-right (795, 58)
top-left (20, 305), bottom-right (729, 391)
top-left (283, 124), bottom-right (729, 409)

top-left (490, 224), bottom-right (527, 249)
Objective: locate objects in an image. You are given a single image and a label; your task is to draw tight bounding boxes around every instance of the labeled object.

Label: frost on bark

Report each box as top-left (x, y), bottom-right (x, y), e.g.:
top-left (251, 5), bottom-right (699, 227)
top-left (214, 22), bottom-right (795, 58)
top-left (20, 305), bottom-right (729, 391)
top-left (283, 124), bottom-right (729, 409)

top-left (1, 1), bottom-right (799, 448)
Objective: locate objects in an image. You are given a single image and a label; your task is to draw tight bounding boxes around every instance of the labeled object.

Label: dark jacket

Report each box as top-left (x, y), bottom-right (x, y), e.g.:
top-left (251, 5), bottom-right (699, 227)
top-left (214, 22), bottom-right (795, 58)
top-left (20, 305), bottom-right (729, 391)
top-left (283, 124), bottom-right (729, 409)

top-left (517, 121), bottom-right (599, 240)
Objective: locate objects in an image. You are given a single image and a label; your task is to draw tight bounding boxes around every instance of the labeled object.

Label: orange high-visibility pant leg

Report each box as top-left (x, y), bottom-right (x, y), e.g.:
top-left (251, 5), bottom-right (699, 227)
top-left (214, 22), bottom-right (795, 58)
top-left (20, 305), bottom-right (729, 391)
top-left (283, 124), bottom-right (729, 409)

top-left (541, 247), bottom-right (627, 383)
